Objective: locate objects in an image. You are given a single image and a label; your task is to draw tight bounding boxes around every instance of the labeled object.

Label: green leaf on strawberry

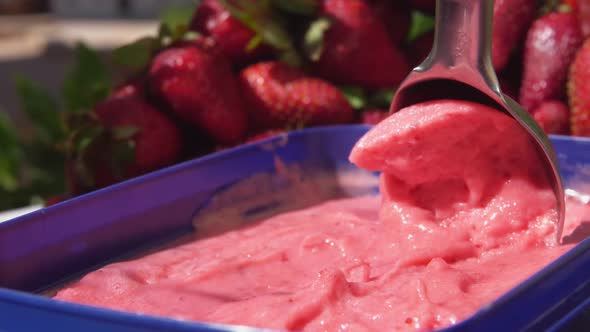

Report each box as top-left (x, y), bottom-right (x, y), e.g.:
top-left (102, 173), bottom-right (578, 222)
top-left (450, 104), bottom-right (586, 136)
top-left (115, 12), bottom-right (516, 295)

top-left (112, 126), bottom-right (140, 141)
top-left (407, 11), bottom-right (435, 42)
top-left (158, 4), bottom-right (202, 48)
top-left (62, 43), bottom-right (111, 113)
top-left (220, 0), bottom-right (288, 49)
top-left (541, 0), bottom-right (573, 15)
top-left (110, 139), bottom-right (136, 179)
top-left (160, 4), bottom-right (197, 36)
top-left (112, 37), bottom-right (160, 73)
top-left (339, 86), bottom-right (367, 110)
top-left (218, 0), bottom-right (300, 64)
top-left (73, 124), bottom-right (103, 155)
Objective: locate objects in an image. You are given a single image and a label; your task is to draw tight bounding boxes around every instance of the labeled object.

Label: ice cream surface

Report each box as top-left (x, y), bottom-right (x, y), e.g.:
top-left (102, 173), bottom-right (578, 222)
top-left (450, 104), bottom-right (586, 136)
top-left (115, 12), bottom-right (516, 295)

top-left (54, 100), bottom-right (589, 331)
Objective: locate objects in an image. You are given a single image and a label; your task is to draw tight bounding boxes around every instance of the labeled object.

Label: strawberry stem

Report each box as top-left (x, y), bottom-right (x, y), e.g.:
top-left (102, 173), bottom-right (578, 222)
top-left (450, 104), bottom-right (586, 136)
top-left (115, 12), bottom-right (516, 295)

top-left (304, 17), bottom-right (331, 62)
top-left (541, 0), bottom-right (572, 14)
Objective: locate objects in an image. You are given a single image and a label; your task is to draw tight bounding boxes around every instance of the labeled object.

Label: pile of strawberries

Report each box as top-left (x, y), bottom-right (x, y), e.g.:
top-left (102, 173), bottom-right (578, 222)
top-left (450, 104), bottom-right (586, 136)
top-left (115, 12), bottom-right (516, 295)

top-left (9, 0), bottom-right (590, 204)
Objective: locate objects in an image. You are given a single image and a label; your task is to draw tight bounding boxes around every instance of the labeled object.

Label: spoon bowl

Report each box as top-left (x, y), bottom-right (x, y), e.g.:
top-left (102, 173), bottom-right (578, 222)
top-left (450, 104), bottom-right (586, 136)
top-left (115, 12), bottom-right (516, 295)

top-left (390, 0), bottom-right (565, 242)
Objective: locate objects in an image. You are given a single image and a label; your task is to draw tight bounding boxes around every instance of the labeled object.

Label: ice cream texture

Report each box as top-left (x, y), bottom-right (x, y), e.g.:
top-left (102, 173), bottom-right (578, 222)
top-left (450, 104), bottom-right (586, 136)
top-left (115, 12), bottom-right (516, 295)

top-left (54, 100), bottom-right (589, 331)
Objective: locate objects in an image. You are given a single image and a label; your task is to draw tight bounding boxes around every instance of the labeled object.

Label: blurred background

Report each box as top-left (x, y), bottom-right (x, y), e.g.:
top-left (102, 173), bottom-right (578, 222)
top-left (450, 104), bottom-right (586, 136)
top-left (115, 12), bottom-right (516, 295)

top-left (0, 0), bottom-right (195, 131)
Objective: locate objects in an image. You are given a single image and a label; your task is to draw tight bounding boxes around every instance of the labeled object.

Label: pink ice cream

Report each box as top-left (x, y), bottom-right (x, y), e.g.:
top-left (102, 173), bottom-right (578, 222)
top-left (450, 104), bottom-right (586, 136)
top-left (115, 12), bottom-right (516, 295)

top-left (349, 100), bottom-right (559, 257)
top-left (54, 100), bottom-right (589, 331)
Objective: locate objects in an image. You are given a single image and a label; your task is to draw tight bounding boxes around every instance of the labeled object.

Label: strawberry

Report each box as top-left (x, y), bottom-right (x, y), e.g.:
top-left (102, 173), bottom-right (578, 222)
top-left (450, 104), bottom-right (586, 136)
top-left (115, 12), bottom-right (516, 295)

top-left (579, 0), bottom-right (590, 36)
top-left (531, 100), bottom-right (570, 135)
top-left (92, 84), bottom-right (183, 186)
top-left (189, 0), bottom-right (299, 66)
top-left (553, 1), bottom-right (590, 36)
top-left (568, 38), bottom-right (590, 136)
top-left (361, 109), bottom-right (389, 125)
top-left (492, 0), bottom-right (537, 71)
top-left (190, 0), bottom-right (267, 63)
top-left (519, 12), bottom-right (583, 112)
top-left (95, 85), bottom-right (182, 172)
top-left (149, 42), bottom-right (248, 144)
top-left (240, 61), bottom-right (354, 129)
top-left (245, 129), bottom-right (288, 143)
top-left (369, 0), bottom-right (412, 46)
top-left (305, 0), bottom-right (410, 89)
top-left (65, 82), bottom-right (183, 192)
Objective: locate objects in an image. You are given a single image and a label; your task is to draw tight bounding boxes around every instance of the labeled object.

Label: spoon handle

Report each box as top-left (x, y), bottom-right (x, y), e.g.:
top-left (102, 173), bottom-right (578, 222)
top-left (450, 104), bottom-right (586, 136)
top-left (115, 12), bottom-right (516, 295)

top-left (429, 0), bottom-right (494, 74)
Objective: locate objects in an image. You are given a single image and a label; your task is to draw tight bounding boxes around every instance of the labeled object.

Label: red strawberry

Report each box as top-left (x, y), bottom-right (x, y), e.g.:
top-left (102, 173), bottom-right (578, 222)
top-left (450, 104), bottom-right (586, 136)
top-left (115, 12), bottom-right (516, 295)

top-left (149, 43), bottom-right (248, 144)
top-left (305, 0), bottom-right (410, 89)
top-left (369, 0), bottom-right (412, 46)
top-left (531, 100), bottom-right (570, 135)
top-left (65, 82), bottom-right (184, 193)
top-left (579, 0), bottom-right (590, 36)
top-left (361, 109), bottom-right (389, 125)
top-left (190, 0), bottom-right (268, 63)
top-left (519, 12), bottom-right (583, 112)
top-left (245, 129), bottom-right (288, 143)
top-left (240, 61), bottom-right (354, 129)
top-left (492, 0), bottom-right (537, 71)
top-left (568, 38), bottom-right (590, 136)
top-left (559, 0), bottom-right (590, 36)
top-left (92, 84), bottom-right (183, 186)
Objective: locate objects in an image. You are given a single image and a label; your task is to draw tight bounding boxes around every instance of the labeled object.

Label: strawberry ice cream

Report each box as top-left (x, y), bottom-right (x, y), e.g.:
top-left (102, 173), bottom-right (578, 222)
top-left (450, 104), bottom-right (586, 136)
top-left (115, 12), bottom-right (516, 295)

top-left (54, 100), bottom-right (589, 331)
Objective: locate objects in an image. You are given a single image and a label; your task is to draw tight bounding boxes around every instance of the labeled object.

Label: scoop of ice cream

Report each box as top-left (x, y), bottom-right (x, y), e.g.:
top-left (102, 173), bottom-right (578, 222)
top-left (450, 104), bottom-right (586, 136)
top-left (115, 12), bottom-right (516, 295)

top-left (350, 100), bottom-right (558, 252)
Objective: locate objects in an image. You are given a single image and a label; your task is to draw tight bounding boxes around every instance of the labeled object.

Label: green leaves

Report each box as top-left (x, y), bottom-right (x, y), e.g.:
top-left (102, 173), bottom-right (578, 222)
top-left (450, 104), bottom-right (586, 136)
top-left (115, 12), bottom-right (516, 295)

top-left (109, 139), bottom-right (136, 180)
top-left (62, 43), bottom-right (111, 113)
top-left (112, 126), bottom-right (140, 141)
top-left (0, 113), bottom-right (21, 191)
top-left (340, 86), bottom-right (367, 110)
top-left (158, 3), bottom-right (200, 47)
top-left (0, 113), bottom-right (67, 210)
top-left (12, 75), bottom-right (67, 201)
top-left (113, 37), bottom-right (160, 73)
top-left (219, 0), bottom-right (301, 65)
top-left (407, 11), bottom-right (435, 42)
top-left (160, 4), bottom-right (197, 34)
top-left (4, 42), bottom-right (113, 208)
top-left (340, 86), bottom-right (396, 111)
top-left (114, 3), bottom-right (200, 73)
top-left (14, 76), bottom-right (64, 142)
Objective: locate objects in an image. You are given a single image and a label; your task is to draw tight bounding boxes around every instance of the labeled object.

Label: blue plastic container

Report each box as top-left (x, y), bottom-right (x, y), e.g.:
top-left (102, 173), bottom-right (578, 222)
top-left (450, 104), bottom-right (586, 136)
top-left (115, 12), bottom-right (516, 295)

top-left (0, 125), bottom-right (589, 332)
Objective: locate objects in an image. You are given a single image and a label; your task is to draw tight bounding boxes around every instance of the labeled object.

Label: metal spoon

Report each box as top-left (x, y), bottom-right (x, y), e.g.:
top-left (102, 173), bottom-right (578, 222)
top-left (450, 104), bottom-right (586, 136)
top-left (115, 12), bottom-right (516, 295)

top-left (389, 0), bottom-right (566, 243)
